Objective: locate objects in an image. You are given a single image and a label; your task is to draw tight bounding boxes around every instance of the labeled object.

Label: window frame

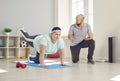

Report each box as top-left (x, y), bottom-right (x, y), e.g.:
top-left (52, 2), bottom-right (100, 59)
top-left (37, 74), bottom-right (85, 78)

top-left (71, 0), bottom-right (94, 32)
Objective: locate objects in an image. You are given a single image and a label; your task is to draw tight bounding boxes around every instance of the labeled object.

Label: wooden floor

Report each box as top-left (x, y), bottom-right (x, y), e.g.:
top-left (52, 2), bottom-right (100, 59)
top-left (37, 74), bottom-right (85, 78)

top-left (0, 59), bottom-right (120, 81)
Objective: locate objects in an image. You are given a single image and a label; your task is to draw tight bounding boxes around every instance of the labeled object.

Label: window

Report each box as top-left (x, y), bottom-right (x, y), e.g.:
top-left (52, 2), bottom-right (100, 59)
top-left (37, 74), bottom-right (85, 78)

top-left (71, 0), bottom-right (94, 31)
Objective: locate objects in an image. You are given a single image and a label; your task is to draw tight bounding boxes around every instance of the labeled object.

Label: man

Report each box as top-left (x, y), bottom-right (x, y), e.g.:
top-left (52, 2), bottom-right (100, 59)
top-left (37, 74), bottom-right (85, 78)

top-left (68, 14), bottom-right (95, 64)
top-left (18, 27), bottom-right (65, 67)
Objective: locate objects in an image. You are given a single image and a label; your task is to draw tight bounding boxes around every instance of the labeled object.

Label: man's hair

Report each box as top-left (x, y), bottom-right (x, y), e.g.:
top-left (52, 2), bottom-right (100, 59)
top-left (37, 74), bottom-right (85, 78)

top-left (52, 27), bottom-right (61, 31)
top-left (76, 14), bottom-right (85, 20)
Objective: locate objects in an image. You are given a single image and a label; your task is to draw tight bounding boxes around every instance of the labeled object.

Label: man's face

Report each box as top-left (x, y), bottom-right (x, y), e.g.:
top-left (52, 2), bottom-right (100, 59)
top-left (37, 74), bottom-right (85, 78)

top-left (51, 32), bottom-right (61, 41)
top-left (76, 15), bottom-right (84, 25)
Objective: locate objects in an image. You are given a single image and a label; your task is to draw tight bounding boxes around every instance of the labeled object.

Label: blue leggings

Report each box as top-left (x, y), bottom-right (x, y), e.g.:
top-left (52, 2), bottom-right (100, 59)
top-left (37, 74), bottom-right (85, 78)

top-left (20, 30), bottom-right (40, 63)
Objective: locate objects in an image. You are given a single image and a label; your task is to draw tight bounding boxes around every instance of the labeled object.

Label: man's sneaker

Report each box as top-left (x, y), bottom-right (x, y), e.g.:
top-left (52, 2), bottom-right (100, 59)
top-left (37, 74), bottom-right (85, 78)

top-left (27, 54), bottom-right (32, 63)
top-left (87, 60), bottom-right (95, 64)
top-left (27, 54), bottom-right (35, 63)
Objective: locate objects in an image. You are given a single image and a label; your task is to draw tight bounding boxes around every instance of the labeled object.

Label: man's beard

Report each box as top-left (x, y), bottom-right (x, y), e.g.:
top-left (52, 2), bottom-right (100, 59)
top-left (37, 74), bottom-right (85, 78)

top-left (76, 20), bottom-right (84, 26)
top-left (76, 22), bottom-right (81, 26)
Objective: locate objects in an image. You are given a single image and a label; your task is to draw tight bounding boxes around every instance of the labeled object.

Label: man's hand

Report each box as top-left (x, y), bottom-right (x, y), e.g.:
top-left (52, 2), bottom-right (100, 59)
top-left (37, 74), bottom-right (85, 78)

top-left (68, 34), bottom-right (74, 40)
top-left (84, 32), bottom-right (93, 40)
top-left (60, 64), bottom-right (67, 66)
top-left (41, 63), bottom-right (47, 67)
top-left (84, 37), bottom-right (91, 40)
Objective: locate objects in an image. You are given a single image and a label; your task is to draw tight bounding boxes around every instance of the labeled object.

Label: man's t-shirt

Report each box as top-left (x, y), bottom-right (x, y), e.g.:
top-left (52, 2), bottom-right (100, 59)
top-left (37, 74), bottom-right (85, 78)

top-left (68, 23), bottom-right (92, 46)
top-left (33, 34), bottom-right (64, 54)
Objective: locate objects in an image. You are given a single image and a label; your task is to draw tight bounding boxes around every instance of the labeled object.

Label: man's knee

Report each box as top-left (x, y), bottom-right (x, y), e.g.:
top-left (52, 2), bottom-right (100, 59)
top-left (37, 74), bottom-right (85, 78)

top-left (89, 39), bottom-right (95, 45)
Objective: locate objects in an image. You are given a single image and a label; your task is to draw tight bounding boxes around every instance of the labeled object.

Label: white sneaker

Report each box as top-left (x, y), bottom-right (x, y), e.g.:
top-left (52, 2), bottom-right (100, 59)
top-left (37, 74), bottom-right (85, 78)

top-left (27, 54), bottom-right (32, 63)
top-left (27, 54), bottom-right (34, 63)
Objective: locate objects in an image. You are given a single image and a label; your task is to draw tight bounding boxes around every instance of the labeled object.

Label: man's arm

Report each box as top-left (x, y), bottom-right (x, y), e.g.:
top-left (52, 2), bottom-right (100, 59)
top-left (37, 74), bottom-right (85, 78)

top-left (68, 25), bottom-right (74, 40)
top-left (84, 32), bottom-right (93, 40)
top-left (59, 48), bottom-right (65, 65)
top-left (39, 44), bottom-right (46, 67)
top-left (68, 34), bottom-right (74, 40)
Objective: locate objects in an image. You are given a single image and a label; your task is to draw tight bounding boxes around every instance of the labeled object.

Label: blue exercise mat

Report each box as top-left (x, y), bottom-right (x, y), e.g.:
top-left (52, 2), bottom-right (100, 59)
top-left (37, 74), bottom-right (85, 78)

top-left (12, 61), bottom-right (73, 69)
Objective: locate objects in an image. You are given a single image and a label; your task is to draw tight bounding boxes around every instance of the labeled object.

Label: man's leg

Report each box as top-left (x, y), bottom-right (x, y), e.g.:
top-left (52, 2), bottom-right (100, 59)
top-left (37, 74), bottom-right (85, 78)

top-left (17, 27), bottom-right (40, 45)
top-left (20, 30), bottom-right (39, 47)
top-left (20, 29), bottom-right (41, 62)
top-left (29, 52), bottom-right (40, 64)
top-left (17, 28), bottom-right (41, 63)
top-left (20, 30), bottom-right (39, 39)
top-left (80, 39), bottom-right (95, 64)
top-left (70, 44), bottom-right (81, 63)
top-left (29, 52), bottom-right (47, 64)
top-left (87, 40), bottom-right (95, 61)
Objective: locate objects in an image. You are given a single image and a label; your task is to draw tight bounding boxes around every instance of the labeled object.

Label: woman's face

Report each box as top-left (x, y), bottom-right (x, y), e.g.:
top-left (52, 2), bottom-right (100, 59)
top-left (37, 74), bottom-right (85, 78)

top-left (51, 32), bottom-right (61, 42)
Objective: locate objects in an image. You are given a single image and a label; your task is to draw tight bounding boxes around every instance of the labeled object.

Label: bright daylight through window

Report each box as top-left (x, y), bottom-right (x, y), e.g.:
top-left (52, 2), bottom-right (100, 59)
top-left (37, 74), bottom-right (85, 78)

top-left (71, 0), bottom-right (93, 31)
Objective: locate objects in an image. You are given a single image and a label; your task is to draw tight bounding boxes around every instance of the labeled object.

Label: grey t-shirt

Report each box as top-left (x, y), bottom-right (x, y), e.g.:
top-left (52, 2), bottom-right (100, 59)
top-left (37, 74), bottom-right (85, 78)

top-left (68, 23), bottom-right (92, 46)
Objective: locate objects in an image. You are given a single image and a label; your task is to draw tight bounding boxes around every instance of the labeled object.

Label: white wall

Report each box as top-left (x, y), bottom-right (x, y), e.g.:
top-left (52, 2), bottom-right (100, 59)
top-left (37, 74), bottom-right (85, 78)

top-left (0, 0), bottom-right (54, 35)
top-left (93, 0), bottom-right (120, 61)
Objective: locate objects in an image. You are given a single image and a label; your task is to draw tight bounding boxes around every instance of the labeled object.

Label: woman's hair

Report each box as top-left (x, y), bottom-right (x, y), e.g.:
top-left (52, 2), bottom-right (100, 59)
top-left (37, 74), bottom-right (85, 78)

top-left (51, 27), bottom-right (61, 31)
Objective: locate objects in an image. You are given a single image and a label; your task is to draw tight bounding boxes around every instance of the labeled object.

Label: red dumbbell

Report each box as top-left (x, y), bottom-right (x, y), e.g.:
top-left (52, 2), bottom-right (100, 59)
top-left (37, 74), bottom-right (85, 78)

top-left (21, 64), bottom-right (27, 69)
top-left (16, 62), bottom-right (21, 68)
